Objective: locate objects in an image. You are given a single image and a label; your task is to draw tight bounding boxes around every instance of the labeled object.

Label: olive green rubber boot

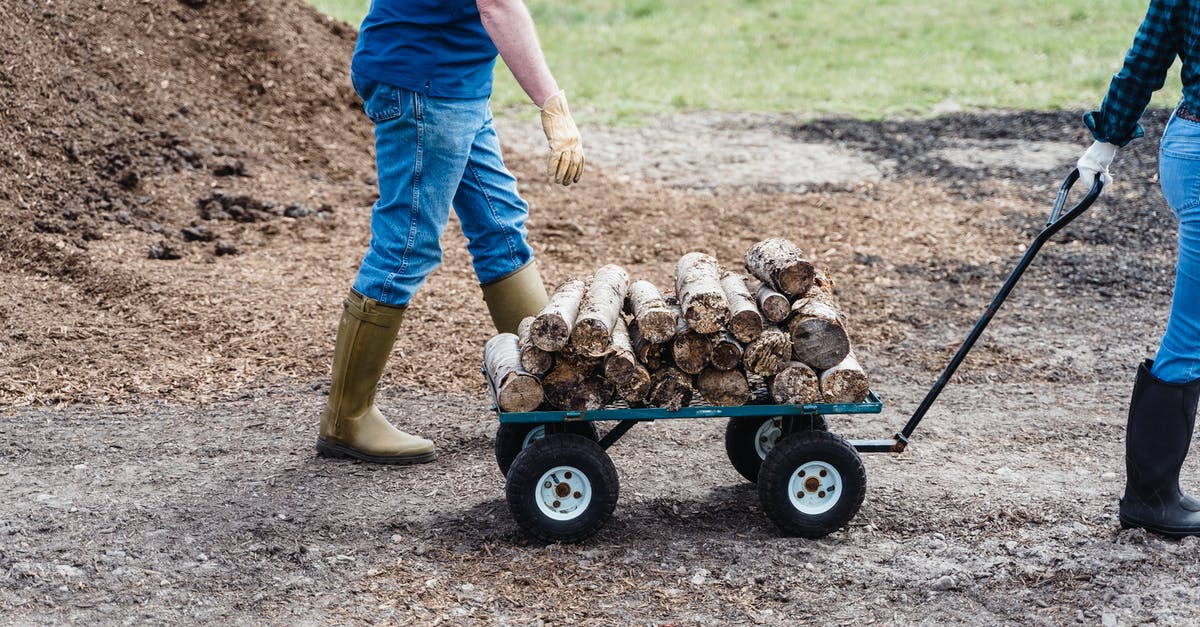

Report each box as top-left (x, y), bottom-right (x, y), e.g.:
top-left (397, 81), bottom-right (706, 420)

top-left (316, 290), bottom-right (436, 465)
top-left (480, 260), bottom-right (549, 334)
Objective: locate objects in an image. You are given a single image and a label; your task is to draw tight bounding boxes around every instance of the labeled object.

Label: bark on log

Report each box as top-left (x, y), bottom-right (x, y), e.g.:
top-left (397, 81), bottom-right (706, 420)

top-left (675, 252), bottom-right (729, 334)
top-left (542, 353), bottom-right (614, 411)
top-left (742, 325), bottom-right (791, 377)
top-left (646, 366), bottom-right (694, 411)
top-left (484, 333), bottom-right (545, 412)
top-left (744, 238), bottom-right (815, 296)
top-left (819, 352), bottom-right (871, 403)
top-left (670, 303), bottom-right (712, 375)
top-left (769, 361), bottom-right (822, 405)
top-left (720, 272), bottom-right (764, 343)
top-left (604, 317), bottom-right (644, 385)
top-left (710, 331), bottom-right (744, 371)
top-left (626, 280), bottom-right (677, 344)
top-left (756, 284), bottom-right (791, 324)
top-left (788, 275), bottom-right (850, 370)
top-left (696, 367), bottom-right (750, 407)
top-left (570, 264), bottom-right (631, 357)
top-left (628, 319), bottom-right (666, 371)
top-left (531, 278), bottom-right (587, 352)
top-left (517, 316), bottom-right (553, 376)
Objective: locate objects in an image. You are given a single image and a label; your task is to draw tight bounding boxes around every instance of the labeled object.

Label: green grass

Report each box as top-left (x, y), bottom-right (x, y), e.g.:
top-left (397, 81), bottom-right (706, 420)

top-left (308, 0), bottom-right (1183, 123)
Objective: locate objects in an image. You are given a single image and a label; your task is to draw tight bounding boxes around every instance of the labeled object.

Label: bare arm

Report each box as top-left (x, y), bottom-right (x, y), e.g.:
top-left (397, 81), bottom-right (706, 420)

top-left (477, 0), bottom-right (558, 107)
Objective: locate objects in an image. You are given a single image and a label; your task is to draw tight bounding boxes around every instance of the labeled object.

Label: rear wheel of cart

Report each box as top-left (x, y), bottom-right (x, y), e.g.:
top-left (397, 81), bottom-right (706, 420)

top-left (724, 415), bottom-right (828, 483)
top-left (758, 429), bottom-right (865, 538)
top-left (505, 434), bottom-right (619, 543)
top-left (495, 422), bottom-right (600, 476)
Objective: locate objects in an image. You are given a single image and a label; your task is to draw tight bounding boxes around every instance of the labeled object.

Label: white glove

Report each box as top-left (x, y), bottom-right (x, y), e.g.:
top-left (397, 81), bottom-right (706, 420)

top-left (1076, 141), bottom-right (1117, 189)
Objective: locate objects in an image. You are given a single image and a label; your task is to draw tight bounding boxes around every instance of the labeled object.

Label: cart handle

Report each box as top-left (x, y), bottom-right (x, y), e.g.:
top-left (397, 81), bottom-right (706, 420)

top-left (891, 169), bottom-right (1103, 452)
top-left (1048, 168), bottom-right (1104, 228)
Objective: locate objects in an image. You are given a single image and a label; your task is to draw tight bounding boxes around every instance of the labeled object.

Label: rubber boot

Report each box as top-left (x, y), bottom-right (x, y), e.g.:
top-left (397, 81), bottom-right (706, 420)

top-left (1119, 360), bottom-right (1200, 537)
top-left (480, 260), bottom-right (549, 334)
top-left (316, 290), bottom-right (436, 464)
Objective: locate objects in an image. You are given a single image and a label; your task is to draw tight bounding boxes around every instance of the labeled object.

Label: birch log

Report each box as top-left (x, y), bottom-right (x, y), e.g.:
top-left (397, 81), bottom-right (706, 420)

top-left (531, 278), bottom-right (586, 352)
top-left (484, 333), bottom-right (544, 412)
top-left (742, 325), bottom-right (791, 377)
top-left (604, 317), bottom-right (650, 401)
top-left (629, 319), bottom-right (666, 371)
top-left (769, 361), bottom-right (822, 405)
top-left (756, 284), bottom-right (791, 323)
top-left (646, 366), bottom-right (694, 411)
top-left (570, 264), bottom-right (631, 357)
top-left (542, 354), bottom-right (614, 411)
top-left (517, 316), bottom-right (553, 376)
top-left (669, 303), bottom-right (712, 375)
top-left (819, 352), bottom-right (871, 403)
top-left (696, 367), bottom-right (750, 407)
top-left (675, 252), bottom-right (729, 334)
top-left (744, 238), bottom-right (815, 296)
top-left (720, 272), bottom-right (763, 343)
top-left (788, 272), bottom-right (850, 370)
top-left (710, 331), bottom-right (744, 371)
top-left (626, 280), bottom-right (677, 344)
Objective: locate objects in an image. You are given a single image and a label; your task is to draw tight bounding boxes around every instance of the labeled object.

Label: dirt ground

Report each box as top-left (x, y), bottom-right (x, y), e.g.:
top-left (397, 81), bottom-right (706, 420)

top-left (4, 0), bottom-right (1200, 624)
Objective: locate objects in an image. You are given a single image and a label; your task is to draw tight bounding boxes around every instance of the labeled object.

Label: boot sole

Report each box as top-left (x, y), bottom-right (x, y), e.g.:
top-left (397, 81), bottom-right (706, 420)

top-left (315, 437), bottom-right (437, 465)
top-left (1119, 513), bottom-right (1200, 538)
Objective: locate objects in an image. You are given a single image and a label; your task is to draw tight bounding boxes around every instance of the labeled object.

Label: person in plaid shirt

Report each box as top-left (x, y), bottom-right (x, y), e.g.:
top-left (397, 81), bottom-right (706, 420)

top-left (1076, 0), bottom-right (1200, 537)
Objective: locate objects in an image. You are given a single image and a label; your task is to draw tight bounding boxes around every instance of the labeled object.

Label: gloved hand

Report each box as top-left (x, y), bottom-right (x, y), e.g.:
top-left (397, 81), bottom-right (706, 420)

top-left (539, 91), bottom-right (584, 186)
top-left (1076, 140), bottom-right (1117, 189)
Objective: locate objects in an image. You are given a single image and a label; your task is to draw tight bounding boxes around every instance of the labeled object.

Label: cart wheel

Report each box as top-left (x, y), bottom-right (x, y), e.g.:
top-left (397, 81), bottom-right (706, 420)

top-left (495, 422), bottom-right (600, 476)
top-left (724, 415), bottom-right (828, 483)
top-left (505, 434), bottom-right (619, 543)
top-left (757, 429), bottom-right (865, 538)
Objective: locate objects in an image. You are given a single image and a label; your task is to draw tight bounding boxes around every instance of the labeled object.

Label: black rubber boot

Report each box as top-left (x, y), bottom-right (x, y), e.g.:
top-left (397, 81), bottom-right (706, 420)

top-left (1119, 360), bottom-right (1200, 537)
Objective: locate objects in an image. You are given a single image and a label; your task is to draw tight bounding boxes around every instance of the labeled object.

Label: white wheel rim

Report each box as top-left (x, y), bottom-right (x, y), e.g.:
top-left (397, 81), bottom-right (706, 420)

top-left (755, 418), bottom-right (783, 459)
top-left (535, 465), bottom-right (593, 521)
top-left (787, 460), bottom-right (843, 515)
top-left (521, 425), bottom-right (547, 449)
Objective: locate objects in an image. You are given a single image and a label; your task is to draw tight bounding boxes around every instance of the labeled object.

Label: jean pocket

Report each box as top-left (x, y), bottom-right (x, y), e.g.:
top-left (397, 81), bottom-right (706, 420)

top-left (350, 73), bottom-right (405, 124)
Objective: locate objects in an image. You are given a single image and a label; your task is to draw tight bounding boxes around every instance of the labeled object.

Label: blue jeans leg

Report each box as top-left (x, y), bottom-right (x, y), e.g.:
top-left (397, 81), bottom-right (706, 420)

top-left (350, 75), bottom-right (493, 306)
top-left (453, 109), bottom-right (534, 286)
top-left (1153, 111), bottom-right (1200, 384)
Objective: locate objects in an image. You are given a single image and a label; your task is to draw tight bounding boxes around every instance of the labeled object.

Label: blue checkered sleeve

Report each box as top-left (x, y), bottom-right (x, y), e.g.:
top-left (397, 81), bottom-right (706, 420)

top-left (1084, 0), bottom-right (1182, 146)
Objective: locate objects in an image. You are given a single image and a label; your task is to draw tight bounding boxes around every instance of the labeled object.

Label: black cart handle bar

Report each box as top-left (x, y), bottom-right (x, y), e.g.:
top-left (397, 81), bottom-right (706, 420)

top-left (870, 170), bottom-right (1104, 454)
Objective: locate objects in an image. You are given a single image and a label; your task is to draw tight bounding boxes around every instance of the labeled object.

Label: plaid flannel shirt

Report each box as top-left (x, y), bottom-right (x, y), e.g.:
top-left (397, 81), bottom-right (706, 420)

top-left (1086, 0), bottom-right (1200, 146)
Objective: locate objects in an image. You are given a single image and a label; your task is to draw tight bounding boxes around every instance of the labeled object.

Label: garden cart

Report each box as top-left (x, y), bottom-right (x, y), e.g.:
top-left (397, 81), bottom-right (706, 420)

top-left (485, 171), bottom-right (1103, 543)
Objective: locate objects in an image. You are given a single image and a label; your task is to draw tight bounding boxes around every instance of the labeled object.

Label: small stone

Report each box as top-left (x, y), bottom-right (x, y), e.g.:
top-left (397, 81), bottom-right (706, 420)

top-left (148, 241), bottom-right (182, 260)
top-left (930, 575), bottom-right (956, 592)
top-left (214, 240), bottom-right (239, 256)
top-left (1101, 612), bottom-right (1117, 627)
top-left (181, 225), bottom-right (216, 242)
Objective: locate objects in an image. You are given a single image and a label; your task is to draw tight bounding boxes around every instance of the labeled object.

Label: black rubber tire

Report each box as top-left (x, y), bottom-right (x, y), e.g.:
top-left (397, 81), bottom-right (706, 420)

top-left (505, 434), bottom-right (619, 543)
top-left (757, 429), bottom-right (866, 539)
top-left (495, 422), bottom-right (599, 476)
top-left (724, 415), bottom-right (828, 483)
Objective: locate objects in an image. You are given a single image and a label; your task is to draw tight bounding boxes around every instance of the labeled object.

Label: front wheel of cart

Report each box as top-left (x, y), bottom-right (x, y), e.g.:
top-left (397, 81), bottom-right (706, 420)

top-left (505, 434), bottom-right (619, 543)
top-left (495, 422), bottom-right (600, 476)
top-left (757, 429), bottom-right (865, 538)
top-left (724, 415), bottom-right (828, 483)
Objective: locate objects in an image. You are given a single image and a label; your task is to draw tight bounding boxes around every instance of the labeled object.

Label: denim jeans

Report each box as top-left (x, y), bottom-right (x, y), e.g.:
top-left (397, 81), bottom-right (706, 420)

top-left (1153, 107), bottom-right (1200, 384)
top-left (349, 73), bottom-right (534, 306)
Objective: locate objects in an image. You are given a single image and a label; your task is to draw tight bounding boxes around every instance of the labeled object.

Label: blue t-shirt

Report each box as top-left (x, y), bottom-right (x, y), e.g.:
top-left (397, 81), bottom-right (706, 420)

top-left (351, 0), bottom-right (498, 99)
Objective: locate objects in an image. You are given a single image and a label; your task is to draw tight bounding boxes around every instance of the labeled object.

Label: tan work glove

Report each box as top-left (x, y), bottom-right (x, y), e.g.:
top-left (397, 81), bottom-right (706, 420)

top-left (539, 91), bottom-right (584, 186)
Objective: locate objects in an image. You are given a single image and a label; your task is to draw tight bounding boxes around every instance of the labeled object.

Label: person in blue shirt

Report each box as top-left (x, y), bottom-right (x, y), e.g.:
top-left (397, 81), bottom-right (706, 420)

top-left (317, 0), bottom-right (585, 465)
top-left (1076, 0), bottom-right (1200, 536)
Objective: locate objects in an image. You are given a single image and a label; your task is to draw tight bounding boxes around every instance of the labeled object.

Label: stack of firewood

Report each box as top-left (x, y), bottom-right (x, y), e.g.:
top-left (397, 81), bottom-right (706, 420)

top-left (484, 238), bottom-right (871, 412)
